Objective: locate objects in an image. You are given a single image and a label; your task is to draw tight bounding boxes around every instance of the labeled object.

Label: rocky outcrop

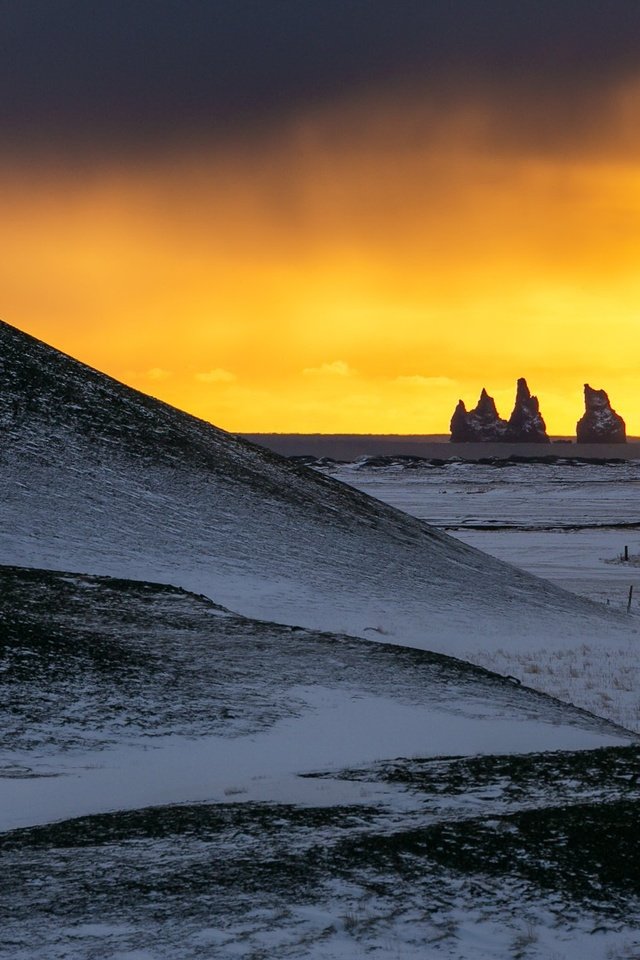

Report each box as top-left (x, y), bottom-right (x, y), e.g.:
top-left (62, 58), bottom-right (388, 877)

top-left (450, 380), bottom-right (549, 443)
top-left (504, 378), bottom-right (549, 443)
top-left (576, 384), bottom-right (626, 443)
top-left (450, 388), bottom-right (508, 442)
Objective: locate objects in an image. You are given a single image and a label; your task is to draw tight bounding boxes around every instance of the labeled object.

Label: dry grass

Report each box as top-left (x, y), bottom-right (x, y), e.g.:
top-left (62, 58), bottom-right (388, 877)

top-left (464, 644), bottom-right (640, 733)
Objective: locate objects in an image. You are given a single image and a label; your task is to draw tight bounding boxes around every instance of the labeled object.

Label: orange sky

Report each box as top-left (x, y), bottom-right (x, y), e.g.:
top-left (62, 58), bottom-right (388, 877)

top-left (4, 91), bottom-right (640, 434)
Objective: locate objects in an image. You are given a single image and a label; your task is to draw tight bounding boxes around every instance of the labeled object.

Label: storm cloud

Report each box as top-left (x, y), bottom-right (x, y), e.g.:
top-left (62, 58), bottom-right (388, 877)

top-left (3, 0), bottom-right (640, 159)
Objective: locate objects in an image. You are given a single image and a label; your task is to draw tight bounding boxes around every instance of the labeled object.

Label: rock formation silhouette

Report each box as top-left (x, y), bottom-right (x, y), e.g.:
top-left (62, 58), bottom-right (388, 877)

top-left (450, 379), bottom-right (550, 442)
top-left (504, 378), bottom-right (549, 443)
top-left (576, 384), bottom-right (626, 443)
top-left (450, 388), bottom-right (508, 442)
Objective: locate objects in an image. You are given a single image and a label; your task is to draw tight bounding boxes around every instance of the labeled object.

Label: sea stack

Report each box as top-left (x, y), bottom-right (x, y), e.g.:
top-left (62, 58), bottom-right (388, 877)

top-left (576, 384), bottom-right (626, 443)
top-left (504, 378), bottom-right (549, 443)
top-left (450, 388), bottom-right (508, 442)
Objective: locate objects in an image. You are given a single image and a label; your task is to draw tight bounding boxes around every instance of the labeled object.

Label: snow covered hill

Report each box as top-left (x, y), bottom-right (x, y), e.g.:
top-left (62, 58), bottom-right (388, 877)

top-left (2, 565), bottom-right (640, 959)
top-left (3, 564), bottom-right (630, 833)
top-left (0, 320), bottom-right (634, 658)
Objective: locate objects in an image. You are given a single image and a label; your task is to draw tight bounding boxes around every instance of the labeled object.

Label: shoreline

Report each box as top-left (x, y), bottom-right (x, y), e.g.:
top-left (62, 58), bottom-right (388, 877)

top-left (240, 433), bottom-right (640, 461)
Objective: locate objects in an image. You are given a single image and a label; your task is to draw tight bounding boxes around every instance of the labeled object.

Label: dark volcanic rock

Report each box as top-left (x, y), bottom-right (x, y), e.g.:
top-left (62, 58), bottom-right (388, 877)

top-left (504, 378), bottom-right (549, 443)
top-left (576, 384), bottom-right (626, 443)
top-left (450, 389), bottom-right (507, 442)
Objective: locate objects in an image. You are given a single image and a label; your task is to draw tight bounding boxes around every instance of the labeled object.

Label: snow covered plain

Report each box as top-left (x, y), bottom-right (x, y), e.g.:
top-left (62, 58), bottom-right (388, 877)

top-left (2, 321), bottom-right (640, 957)
top-left (321, 456), bottom-right (640, 599)
top-left (317, 457), bottom-right (640, 732)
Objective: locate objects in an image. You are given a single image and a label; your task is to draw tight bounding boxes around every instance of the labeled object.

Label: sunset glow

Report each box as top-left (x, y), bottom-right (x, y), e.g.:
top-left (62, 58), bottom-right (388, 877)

top-left (5, 31), bottom-right (640, 434)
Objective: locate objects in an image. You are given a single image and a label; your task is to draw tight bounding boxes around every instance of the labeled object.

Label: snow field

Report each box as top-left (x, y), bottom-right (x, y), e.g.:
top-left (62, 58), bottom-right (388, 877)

top-left (325, 458), bottom-right (640, 732)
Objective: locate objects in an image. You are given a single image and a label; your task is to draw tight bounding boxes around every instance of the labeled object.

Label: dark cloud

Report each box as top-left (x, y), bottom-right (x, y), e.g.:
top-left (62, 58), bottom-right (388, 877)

top-left (2, 0), bottom-right (640, 159)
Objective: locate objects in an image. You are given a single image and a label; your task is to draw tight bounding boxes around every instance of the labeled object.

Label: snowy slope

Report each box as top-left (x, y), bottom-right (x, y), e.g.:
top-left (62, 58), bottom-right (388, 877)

top-left (1, 566), bottom-right (640, 960)
top-left (314, 458), bottom-right (640, 729)
top-left (2, 565), bottom-right (631, 834)
top-left (0, 320), bottom-right (635, 657)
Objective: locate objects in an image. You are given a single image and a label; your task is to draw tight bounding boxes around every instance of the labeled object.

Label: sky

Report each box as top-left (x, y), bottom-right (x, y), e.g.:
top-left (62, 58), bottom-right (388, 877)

top-left (3, 0), bottom-right (640, 434)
